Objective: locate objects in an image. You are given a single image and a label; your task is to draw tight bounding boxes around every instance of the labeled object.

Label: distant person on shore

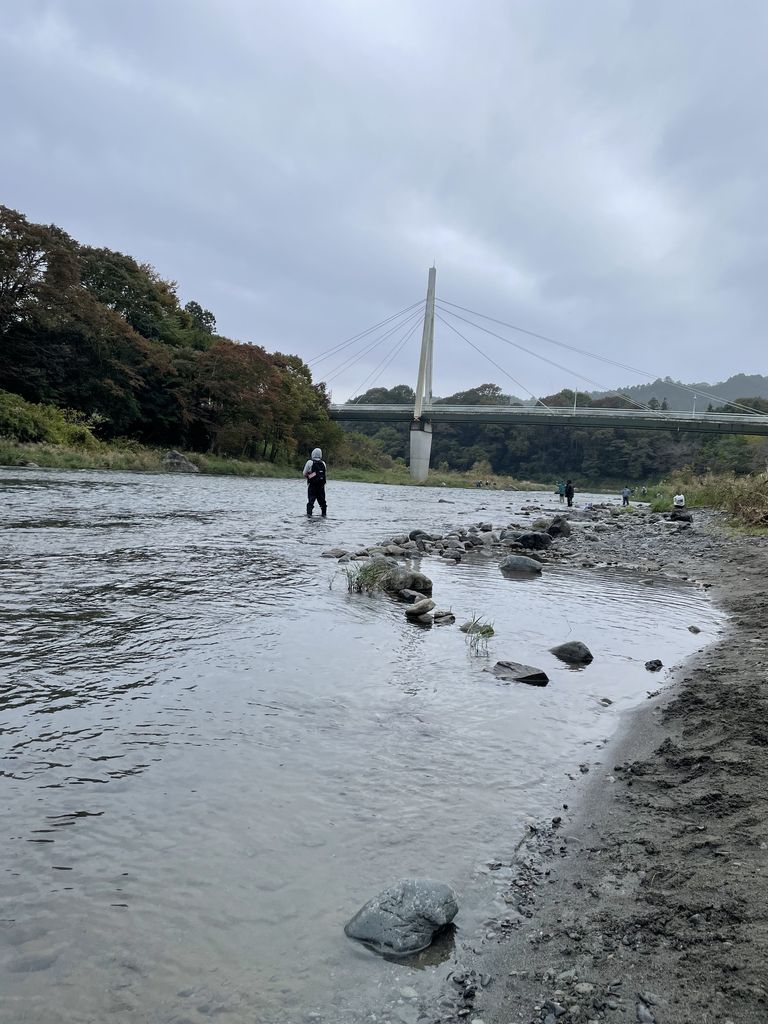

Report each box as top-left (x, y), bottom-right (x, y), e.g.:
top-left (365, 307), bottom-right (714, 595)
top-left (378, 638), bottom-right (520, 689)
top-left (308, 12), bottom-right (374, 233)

top-left (673, 492), bottom-right (686, 508)
top-left (303, 447), bottom-right (327, 517)
top-left (557, 480), bottom-right (566, 503)
top-left (564, 479), bottom-right (575, 507)
top-left (621, 486), bottom-right (632, 507)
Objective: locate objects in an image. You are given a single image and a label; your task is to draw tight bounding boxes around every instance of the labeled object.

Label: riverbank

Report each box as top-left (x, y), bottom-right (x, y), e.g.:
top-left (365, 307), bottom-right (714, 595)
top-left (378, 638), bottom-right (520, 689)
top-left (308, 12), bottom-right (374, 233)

top-left (0, 438), bottom-right (547, 489)
top-left (443, 506), bottom-right (768, 1024)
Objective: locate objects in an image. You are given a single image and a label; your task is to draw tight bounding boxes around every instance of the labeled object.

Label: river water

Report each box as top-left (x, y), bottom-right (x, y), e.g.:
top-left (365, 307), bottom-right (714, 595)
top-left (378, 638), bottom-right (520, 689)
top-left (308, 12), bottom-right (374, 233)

top-left (0, 470), bottom-right (722, 1024)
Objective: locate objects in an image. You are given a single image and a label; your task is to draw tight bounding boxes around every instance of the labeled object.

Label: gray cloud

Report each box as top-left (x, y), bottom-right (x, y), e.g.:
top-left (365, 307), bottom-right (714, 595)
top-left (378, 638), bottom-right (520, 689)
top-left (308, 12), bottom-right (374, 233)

top-left (2, 0), bottom-right (766, 402)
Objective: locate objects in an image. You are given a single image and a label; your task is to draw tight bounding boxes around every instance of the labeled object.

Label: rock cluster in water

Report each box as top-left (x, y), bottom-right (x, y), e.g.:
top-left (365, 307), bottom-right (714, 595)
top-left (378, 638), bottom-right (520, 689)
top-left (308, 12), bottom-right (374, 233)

top-left (336, 500), bottom-right (702, 956)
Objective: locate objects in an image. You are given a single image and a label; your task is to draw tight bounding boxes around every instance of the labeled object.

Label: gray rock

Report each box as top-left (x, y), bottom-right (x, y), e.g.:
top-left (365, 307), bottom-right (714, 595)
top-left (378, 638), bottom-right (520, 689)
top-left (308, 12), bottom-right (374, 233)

top-left (398, 589), bottom-right (427, 603)
top-left (383, 567), bottom-right (433, 595)
top-left (670, 509), bottom-right (693, 523)
top-left (551, 641), bottom-right (594, 665)
top-left (644, 659), bottom-right (663, 672)
top-left (433, 611), bottom-right (456, 625)
top-left (547, 515), bottom-right (571, 538)
top-left (321, 548), bottom-right (348, 558)
top-left (499, 554), bottom-right (543, 575)
top-left (344, 879), bottom-right (459, 956)
top-left (517, 531), bottom-right (553, 551)
top-left (484, 661), bottom-right (549, 686)
top-left (408, 529), bottom-right (434, 541)
top-left (162, 450), bottom-right (200, 473)
top-left (405, 598), bottom-right (436, 617)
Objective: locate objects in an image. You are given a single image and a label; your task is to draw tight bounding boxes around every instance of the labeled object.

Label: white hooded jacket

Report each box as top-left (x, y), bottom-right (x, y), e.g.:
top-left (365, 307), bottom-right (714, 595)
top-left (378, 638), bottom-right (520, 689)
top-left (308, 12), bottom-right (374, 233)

top-left (303, 448), bottom-right (326, 479)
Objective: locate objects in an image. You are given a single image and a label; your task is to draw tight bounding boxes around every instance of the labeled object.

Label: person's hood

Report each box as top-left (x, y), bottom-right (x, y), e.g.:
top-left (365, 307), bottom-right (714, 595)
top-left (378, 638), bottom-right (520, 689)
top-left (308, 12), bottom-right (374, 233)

top-left (311, 448), bottom-right (322, 460)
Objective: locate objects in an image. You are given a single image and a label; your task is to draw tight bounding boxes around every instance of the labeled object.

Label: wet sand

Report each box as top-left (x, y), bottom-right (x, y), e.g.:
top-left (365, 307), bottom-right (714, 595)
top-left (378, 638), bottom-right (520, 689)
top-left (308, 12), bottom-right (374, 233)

top-left (446, 506), bottom-right (768, 1024)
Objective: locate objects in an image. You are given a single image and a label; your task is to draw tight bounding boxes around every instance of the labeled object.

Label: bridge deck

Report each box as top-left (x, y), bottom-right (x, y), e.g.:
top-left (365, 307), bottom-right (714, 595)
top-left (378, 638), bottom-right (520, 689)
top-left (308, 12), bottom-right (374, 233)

top-left (330, 404), bottom-right (768, 436)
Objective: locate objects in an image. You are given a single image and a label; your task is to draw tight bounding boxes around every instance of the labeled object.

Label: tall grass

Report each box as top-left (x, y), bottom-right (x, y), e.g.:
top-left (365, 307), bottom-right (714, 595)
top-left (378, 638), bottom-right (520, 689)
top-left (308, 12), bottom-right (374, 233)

top-left (338, 560), bottom-right (395, 593)
top-left (651, 472), bottom-right (768, 526)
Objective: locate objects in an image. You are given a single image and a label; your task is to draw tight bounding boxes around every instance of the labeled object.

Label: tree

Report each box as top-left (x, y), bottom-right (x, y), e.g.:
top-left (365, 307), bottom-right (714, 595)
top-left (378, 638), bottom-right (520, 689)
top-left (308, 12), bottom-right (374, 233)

top-left (0, 205), bottom-right (79, 335)
top-left (184, 300), bottom-right (216, 334)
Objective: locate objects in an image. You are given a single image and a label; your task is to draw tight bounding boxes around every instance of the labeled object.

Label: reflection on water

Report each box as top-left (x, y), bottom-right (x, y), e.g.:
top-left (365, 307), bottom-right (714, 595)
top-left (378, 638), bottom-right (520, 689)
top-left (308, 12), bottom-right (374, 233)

top-left (0, 470), bottom-right (722, 1022)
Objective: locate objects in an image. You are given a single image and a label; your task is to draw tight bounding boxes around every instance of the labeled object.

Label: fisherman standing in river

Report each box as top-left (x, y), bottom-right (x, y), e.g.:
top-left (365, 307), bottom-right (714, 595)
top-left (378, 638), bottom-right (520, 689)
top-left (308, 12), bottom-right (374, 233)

top-left (564, 479), bottom-right (575, 508)
top-left (303, 447), bottom-right (327, 517)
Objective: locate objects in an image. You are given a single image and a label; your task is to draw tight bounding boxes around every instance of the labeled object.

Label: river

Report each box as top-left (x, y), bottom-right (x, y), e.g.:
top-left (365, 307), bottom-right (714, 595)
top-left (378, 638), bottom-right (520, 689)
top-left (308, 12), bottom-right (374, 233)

top-left (0, 470), bottom-right (721, 1024)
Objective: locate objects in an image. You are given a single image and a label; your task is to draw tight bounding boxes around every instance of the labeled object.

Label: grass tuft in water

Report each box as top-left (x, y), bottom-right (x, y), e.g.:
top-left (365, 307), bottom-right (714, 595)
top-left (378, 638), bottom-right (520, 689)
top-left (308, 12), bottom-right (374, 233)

top-left (464, 613), bottom-right (495, 656)
top-left (339, 560), bottom-right (395, 594)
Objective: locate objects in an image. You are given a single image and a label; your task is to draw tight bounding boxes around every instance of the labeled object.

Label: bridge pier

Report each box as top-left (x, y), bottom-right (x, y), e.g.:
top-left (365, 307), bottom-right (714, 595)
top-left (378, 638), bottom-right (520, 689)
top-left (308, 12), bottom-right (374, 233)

top-left (409, 420), bottom-right (432, 483)
top-left (409, 266), bottom-right (436, 481)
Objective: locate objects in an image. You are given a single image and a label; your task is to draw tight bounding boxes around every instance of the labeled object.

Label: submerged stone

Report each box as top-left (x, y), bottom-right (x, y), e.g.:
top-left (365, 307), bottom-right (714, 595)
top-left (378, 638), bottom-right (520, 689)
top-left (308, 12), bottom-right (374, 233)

top-left (344, 879), bottom-right (459, 956)
top-left (485, 661), bottom-right (549, 686)
top-left (551, 641), bottom-right (594, 665)
top-left (499, 554), bottom-right (542, 575)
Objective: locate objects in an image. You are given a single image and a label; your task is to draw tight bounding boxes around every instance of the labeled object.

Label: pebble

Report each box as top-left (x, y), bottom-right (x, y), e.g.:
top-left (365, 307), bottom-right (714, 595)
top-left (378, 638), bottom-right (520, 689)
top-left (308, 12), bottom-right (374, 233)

top-left (574, 982), bottom-right (595, 996)
top-left (399, 987), bottom-right (418, 1000)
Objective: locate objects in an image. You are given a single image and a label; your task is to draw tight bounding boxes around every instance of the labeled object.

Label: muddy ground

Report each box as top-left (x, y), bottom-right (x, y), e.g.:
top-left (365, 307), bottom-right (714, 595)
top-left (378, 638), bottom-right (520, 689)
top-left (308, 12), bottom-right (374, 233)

top-left (434, 505), bottom-right (768, 1024)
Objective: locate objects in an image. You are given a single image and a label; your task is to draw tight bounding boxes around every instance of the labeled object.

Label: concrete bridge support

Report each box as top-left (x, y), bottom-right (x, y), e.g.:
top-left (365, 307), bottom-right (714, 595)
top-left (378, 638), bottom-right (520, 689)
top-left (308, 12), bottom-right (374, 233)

top-left (409, 266), bottom-right (436, 481)
top-left (409, 421), bottom-right (432, 483)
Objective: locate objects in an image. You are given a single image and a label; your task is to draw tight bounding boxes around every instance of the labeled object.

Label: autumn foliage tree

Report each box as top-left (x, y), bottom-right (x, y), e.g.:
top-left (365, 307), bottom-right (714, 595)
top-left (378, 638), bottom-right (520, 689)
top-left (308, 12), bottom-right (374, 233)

top-left (0, 205), bottom-right (337, 462)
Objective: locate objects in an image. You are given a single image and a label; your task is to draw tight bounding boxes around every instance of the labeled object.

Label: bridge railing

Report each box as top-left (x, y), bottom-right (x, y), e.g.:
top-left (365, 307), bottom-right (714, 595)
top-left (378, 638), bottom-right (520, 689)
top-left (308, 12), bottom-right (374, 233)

top-left (331, 403), bottom-right (768, 427)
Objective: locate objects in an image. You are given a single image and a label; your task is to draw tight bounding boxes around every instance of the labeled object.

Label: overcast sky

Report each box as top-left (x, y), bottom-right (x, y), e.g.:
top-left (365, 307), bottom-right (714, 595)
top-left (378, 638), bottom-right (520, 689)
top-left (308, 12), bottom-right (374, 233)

top-left (2, 1), bottom-right (767, 402)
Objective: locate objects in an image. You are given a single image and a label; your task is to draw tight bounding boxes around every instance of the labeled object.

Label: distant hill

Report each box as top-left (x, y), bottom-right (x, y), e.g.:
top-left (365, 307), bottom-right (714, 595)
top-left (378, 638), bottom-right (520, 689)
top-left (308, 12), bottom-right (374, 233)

top-left (590, 373), bottom-right (768, 411)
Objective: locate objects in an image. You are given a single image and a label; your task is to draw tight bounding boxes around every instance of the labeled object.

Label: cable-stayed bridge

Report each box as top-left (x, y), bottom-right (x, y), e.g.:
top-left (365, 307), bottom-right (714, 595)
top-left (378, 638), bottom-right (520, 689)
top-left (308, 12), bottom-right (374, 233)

top-left (312, 268), bottom-right (768, 480)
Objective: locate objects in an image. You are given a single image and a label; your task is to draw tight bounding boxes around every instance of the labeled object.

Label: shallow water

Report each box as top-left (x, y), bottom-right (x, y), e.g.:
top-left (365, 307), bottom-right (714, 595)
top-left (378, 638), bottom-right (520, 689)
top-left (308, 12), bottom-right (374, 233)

top-left (0, 471), bottom-right (722, 1023)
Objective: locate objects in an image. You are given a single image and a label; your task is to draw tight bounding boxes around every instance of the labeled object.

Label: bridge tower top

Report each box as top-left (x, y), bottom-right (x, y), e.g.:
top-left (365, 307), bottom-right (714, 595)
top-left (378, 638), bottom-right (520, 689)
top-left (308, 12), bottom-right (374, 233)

top-left (413, 266), bottom-right (436, 420)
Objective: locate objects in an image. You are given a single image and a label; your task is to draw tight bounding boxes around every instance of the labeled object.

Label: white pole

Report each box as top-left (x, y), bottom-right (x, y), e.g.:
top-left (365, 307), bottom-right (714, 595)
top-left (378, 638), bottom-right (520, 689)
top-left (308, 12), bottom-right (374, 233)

top-left (413, 266), bottom-right (436, 420)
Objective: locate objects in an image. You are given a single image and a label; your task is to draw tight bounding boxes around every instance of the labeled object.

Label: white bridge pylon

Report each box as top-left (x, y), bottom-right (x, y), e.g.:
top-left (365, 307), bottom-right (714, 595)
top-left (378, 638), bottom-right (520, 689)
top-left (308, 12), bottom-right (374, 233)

top-left (410, 266), bottom-right (436, 481)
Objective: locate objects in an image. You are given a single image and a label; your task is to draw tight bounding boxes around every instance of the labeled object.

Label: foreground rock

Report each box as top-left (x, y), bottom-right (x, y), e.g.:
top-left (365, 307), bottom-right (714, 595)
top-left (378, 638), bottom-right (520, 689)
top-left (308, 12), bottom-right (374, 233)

top-left (499, 554), bottom-right (543, 575)
top-left (162, 450), bottom-right (199, 473)
top-left (550, 640), bottom-right (594, 665)
top-left (344, 879), bottom-right (459, 956)
top-left (484, 661), bottom-right (549, 686)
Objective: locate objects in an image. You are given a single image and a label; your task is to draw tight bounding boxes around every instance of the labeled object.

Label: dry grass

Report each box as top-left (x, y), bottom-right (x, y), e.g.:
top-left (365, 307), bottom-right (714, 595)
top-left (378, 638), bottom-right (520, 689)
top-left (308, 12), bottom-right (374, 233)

top-left (651, 472), bottom-right (768, 526)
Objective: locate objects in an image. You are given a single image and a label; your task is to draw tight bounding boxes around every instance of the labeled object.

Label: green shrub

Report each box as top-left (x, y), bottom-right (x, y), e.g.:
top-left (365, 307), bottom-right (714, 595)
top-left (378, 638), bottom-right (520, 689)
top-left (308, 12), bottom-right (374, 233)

top-left (0, 390), bottom-right (99, 448)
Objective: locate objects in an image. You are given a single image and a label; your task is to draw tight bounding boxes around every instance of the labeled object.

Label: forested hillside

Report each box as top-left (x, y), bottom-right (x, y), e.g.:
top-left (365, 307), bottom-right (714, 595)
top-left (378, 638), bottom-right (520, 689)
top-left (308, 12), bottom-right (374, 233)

top-left (0, 205), bottom-right (339, 461)
top-left (343, 385), bottom-right (768, 481)
top-left (591, 373), bottom-right (768, 410)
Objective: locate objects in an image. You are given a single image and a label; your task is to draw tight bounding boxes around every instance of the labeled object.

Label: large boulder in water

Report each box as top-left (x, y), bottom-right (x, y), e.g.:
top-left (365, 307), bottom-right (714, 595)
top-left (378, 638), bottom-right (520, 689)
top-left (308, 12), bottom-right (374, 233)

top-left (344, 879), bottom-right (459, 956)
top-left (551, 641), bottom-right (593, 665)
top-left (500, 554), bottom-right (542, 575)
top-left (383, 566), bottom-right (433, 595)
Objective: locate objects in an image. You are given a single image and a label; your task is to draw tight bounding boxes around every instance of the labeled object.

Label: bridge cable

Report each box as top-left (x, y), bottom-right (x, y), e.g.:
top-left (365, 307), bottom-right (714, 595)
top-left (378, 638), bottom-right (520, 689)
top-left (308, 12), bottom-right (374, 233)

top-left (308, 300), bottom-right (424, 366)
top-left (434, 312), bottom-right (555, 411)
top-left (436, 302), bottom-right (650, 412)
top-left (348, 316), bottom-right (423, 402)
top-left (321, 306), bottom-right (425, 386)
top-left (437, 298), bottom-right (768, 417)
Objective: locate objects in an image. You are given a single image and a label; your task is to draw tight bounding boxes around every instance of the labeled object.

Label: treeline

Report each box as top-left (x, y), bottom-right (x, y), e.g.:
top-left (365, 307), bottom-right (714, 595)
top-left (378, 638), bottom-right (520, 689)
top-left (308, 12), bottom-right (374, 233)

top-left (344, 384), bottom-right (768, 481)
top-left (0, 205), bottom-right (340, 461)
